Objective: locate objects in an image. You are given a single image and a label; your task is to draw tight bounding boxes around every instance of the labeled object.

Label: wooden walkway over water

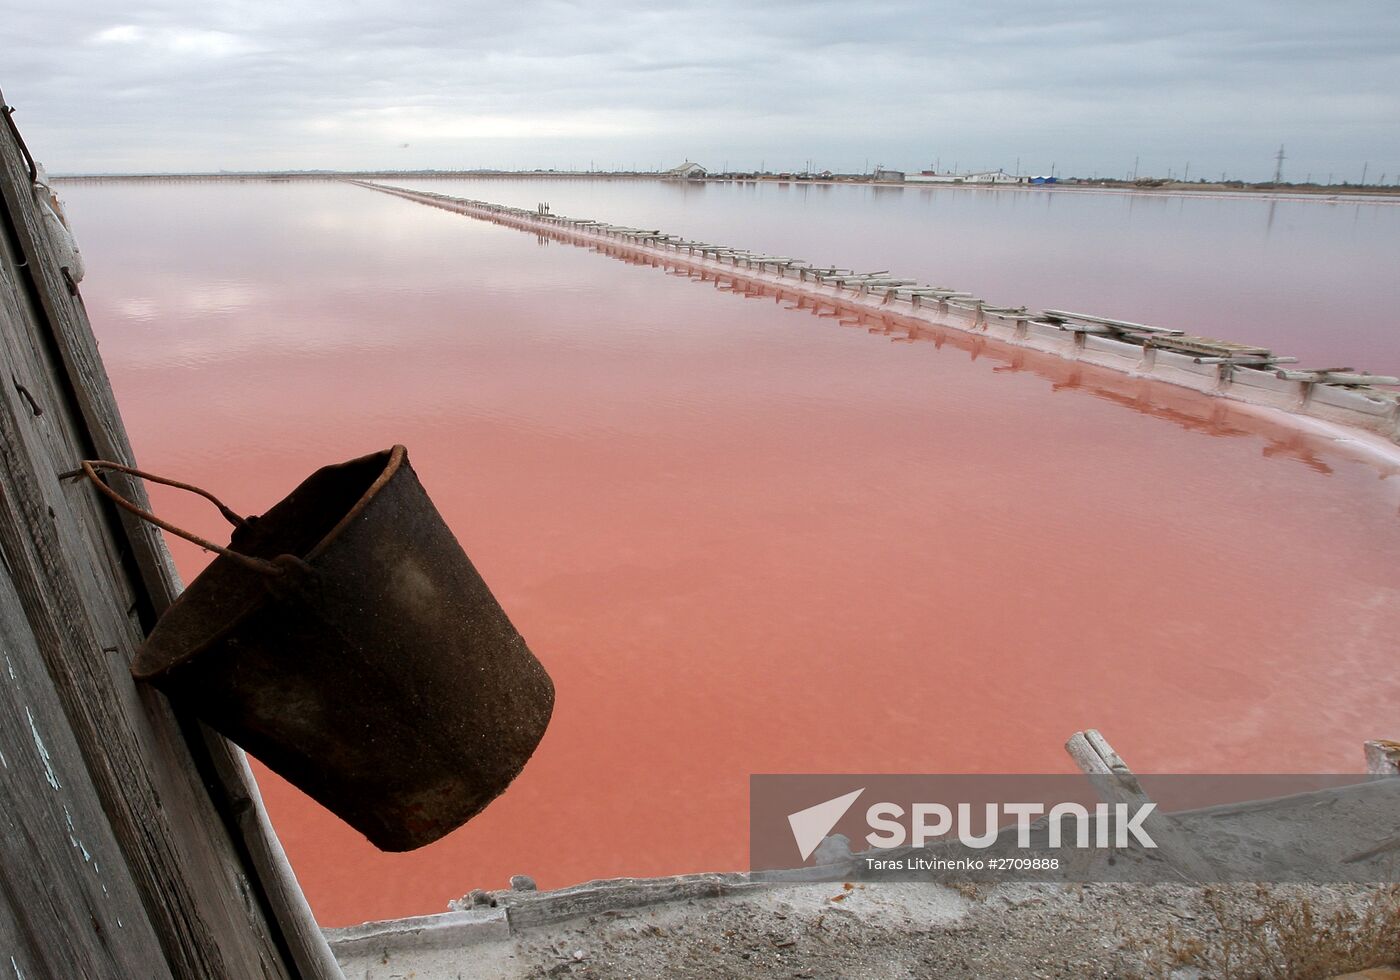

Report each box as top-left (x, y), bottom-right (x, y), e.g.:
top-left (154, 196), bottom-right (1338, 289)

top-left (353, 180), bottom-right (1400, 455)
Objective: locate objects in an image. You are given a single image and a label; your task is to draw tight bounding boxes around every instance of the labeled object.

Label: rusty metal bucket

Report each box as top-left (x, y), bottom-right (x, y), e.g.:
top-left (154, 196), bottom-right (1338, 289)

top-left (79, 446), bottom-right (554, 851)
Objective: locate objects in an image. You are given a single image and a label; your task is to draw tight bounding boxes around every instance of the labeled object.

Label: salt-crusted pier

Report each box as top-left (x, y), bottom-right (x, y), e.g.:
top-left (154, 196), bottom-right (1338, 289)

top-left (353, 180), bottom-right (1400, 456)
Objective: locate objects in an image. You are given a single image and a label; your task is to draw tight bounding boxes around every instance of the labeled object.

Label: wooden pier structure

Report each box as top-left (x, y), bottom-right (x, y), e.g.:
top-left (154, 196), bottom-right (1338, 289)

top-left (353, 181), bottom-right (1400, 455)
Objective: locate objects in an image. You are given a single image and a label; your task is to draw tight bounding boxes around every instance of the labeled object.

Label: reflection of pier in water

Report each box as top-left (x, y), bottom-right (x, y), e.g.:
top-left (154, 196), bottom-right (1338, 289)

top-left (591, 235), bottom-right (1372, 479)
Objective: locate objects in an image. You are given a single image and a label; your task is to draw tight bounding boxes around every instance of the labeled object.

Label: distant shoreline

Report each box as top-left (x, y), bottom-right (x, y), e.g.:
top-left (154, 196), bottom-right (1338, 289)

top-left (51, 170), bottom-right (1400, 205)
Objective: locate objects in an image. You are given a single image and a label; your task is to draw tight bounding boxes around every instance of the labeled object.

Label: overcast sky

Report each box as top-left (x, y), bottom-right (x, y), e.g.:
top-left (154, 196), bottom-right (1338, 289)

top-left (4, 0), bottom-right (1398, 180)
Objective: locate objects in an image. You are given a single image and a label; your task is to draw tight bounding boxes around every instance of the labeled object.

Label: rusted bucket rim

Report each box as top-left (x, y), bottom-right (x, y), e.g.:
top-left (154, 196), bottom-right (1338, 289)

top-left (117, 446), bottom-right (408, 680)
top-left (305, 444), bottom-right (406, 562)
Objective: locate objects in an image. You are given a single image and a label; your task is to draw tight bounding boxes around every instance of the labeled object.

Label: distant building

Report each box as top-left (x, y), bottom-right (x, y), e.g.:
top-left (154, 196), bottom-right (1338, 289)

top-left (665, 161), bottom-right (708, 180)
top-left (872, 167), bottom-right (905, 182)
top-left (908, 171), bottom-right (962, 184)
top-left (908, 169), bottom-right (1026, 185)
top-left (965, 169), bottom-right (1025, 184)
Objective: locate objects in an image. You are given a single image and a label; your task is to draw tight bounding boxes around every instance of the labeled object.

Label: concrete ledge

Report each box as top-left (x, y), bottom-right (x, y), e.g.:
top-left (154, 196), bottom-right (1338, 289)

top-left (324, 872), bottom-right (771, 961)
top-left (470, 872), bottom-right (763, 931)
top-left (325, 907), bottom-right (510, 957)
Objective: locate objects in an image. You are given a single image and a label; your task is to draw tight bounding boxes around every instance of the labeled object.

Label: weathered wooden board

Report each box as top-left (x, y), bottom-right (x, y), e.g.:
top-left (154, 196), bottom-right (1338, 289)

top-left (0, 554), bottom-right (173, 978)
top-left (1064, 729), bottom-right (1216, 883)
top-left (0, 94), bottom-right (340, 977)
top-left (1365, 740), bottom-right (1400, 776)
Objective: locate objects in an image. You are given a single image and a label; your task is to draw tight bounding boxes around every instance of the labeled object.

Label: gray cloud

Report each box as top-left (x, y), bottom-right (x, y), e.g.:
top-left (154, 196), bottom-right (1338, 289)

top-left (3, 0), bottom-right (1397, 180)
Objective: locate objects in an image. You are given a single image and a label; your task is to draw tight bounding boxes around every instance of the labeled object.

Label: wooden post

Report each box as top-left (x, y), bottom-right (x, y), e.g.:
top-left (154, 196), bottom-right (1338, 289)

top-left (1364, 740), bottom-right (1400, 775)
top-left (1064, 729), bottom-right (1216, 882)
top-left (0, 92), bottom-right (341, 977)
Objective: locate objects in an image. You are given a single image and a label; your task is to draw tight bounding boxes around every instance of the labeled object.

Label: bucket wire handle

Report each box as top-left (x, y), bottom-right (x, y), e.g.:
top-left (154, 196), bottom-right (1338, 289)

top-left (73, 460), bottom-right (284, 577)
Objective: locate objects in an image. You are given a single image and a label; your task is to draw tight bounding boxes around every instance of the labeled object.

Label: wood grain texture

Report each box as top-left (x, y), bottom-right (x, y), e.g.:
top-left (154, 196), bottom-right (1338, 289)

top-left (1, 95), bottom-right (340, 978)
top-left (1364, 740), bottom-right (1400, 776)
top-left (0, 554), bottom-right (173, 979)
top-left (1064, 729), bottom-right (1217, 883)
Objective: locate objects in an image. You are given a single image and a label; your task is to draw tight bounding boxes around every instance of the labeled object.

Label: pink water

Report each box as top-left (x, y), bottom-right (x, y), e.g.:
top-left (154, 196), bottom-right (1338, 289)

top-left (61, 179), bottom-right (1400, 926)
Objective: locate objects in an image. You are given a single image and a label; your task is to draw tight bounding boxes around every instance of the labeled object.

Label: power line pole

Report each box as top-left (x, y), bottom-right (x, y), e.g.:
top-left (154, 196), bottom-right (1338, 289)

top-left (1272, 144), bottom-right (1285, 186)
top-left (1360, 161), bottom-right (1369, 185)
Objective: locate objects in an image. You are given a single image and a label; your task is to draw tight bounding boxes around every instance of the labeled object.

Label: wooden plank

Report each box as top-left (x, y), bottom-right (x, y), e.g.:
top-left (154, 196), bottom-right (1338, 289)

top-left (1044, 320), bottom-right (1116, 335)
top-left (1277, 370), bottom-right (1400, 386)
top-left (1193, 355), bottom-right (1297, 366)
top-left (1147, 334), bottom-right (1272, 357)
top-left (0, 556), bottom-right (173, 978)
top-left (1064, 729), bottom-right (1216, 882)
top-left (820, 270), bottom-right (891, 282)
top-left (0, 96), bottom-right (339, 978)
top-left (0, 175), bottom-right (290, 979)
top-left (1042, 310), bottom-right (1182, 335)
top-left (1364, 740), bottom-right (1400, 775)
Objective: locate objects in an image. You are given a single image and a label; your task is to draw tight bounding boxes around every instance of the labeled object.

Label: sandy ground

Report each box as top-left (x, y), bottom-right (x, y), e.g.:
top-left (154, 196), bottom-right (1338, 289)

top-left (333, 881), bottom-right (1400, 979)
